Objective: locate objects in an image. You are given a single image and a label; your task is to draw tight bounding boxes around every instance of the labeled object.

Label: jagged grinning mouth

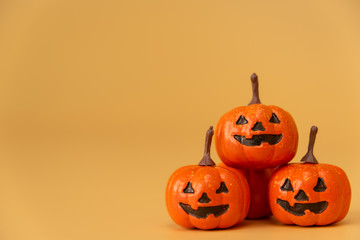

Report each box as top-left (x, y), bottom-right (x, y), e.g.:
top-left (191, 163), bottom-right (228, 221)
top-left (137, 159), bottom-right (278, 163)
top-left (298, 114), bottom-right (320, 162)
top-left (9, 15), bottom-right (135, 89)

top-left (234, 134), bottom-right (283, 146)
top-left (179, 202), bottom-right (229, 219)
top-left (276, 199), bottom-right (328, 216)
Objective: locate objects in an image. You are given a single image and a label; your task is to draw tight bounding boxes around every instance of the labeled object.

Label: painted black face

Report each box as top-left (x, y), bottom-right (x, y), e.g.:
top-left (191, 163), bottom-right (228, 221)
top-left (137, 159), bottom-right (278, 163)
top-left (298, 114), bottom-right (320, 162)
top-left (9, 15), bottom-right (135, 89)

top-left (179, 181), bottom-right (229, 219)
top-left (233, 113), bottom-right (282, 146)
top-left (179, 203), bottom-right (229, 219)
top-left (276, 178), bottom-right (329, 216)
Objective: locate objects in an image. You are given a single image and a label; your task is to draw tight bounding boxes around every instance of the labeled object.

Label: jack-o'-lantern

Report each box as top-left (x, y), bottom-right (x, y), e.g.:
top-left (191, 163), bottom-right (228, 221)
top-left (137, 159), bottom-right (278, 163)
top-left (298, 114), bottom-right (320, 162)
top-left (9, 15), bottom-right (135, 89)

top-left (215, 73), bottom-right (298, 169)
top-left (166, 127), bottom-right (250, 229)
top-left (269, 126), bottom-right (351, 226)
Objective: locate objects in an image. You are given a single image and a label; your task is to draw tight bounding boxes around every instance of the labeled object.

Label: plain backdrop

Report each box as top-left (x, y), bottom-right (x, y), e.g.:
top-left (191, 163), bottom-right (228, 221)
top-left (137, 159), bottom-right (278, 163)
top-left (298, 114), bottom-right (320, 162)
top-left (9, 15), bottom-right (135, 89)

top-left (0, 1), bottom-right (359, 239)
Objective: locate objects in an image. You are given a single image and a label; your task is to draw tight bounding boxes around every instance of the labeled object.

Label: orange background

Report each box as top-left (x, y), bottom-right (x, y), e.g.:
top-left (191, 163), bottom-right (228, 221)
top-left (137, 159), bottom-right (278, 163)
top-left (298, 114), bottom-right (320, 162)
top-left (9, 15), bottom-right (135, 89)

top-left (0, 0), bottom-right (359, 239)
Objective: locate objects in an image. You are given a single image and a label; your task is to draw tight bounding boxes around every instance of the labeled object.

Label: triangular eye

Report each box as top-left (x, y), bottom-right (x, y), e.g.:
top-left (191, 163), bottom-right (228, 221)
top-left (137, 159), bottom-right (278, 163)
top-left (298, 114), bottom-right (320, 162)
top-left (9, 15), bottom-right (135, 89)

top-left (183, 182), bottom-right (195, 194)
top-left (269, 113), bottom-right (280, 124)
top-left (280, 178), bottom-right (294, 192)
top-left (216, 182), bottom-right (229, 194)
top-left (236, 115), bottom-right (248, 125)
top-left (313, 178), bottom-right (327, 192)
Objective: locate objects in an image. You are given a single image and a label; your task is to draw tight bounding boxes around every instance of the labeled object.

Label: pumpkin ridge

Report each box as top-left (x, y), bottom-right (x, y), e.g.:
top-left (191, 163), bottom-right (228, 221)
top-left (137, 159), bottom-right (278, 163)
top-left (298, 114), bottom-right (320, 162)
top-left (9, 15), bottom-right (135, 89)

top-left (216, 166), bottom-right (249, 227)
top-left (214, 166), bottom-right (227, 227)
top-left (317, 164), bottom-right (349, 224)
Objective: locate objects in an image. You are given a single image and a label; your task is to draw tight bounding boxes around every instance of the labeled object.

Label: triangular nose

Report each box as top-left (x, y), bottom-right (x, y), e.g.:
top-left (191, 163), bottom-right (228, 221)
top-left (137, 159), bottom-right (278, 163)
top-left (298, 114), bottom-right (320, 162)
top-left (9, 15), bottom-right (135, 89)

top-left (294, 189), bottom-right (309, 201)
top-left (252, 122), bottom-right (265, 131)
top-left (198, 192), bottom-right (211, 203)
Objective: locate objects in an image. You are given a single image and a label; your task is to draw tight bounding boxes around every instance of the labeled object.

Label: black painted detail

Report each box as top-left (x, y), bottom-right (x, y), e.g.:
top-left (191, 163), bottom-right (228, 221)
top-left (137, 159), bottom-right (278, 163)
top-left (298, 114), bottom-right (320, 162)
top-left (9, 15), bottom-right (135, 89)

top-left (234, 134), bottom-right (282, 146)
top-left (294, 190), bottom-right (309, 201)
top-left (276, 199), bottom-right (328, 216)
top-left (314, 178), bottom-right (327, 192)
top-left (280, 178), bottom-right (294, 192)
top-left (179, 202), bottom-right (229, 219)
top-left (269, 113), bottom-right (280, 124)
top-left (216, 182), bottom-right (229, 194)
top-left (198, 193), bottom-right (211, 203)
top-left (183, 182), bottom-right (194, 194)
top-left (251, 122), bottom-right (265, 131)
top-left (236, 115), bottom-right (248, 125)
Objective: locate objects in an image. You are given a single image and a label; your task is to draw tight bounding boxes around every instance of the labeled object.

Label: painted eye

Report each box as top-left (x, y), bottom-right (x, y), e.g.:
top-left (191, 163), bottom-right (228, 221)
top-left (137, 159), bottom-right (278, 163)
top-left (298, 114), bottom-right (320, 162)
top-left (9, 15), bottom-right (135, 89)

top-left (269, 113), bottom-right (280, 124)
top-left (280, 178), bottom-right (294, 192)
top-left (216, 182), bottom-right (229, 194)
top-left (183, 182), bottom-right (195, 194)
top-left (236, 115), bottom-right (248, 125)
top-left (313, 178), bottom-right (327, 192)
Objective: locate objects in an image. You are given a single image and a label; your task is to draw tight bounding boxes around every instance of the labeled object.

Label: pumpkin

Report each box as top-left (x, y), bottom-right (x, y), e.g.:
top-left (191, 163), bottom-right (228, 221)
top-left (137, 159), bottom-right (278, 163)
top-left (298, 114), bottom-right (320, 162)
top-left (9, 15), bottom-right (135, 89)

top-left (244, 168), bottom-right (273, 219)
top-left (269, 126), bottom-right (351, 226)
top-left (219, 162), bottom-right (273, 219)
top-left (166, 126), bottom-right (250, 229)
top-left (215, 73), bottom-right (298, 169)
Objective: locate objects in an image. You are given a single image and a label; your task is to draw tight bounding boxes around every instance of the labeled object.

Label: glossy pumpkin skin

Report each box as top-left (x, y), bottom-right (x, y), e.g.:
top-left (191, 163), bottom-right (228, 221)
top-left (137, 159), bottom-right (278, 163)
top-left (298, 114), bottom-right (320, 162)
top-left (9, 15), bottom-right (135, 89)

top-left (245, 168), bottom-right (274, 219)
top-left (219, 162), bottom-right (273, 219)
top-left (269, 163), bottom-right (351, 226)
top-left (166, 165), bottom-right (250, 229)
top-left (215, 104), bottom-right (298, 170)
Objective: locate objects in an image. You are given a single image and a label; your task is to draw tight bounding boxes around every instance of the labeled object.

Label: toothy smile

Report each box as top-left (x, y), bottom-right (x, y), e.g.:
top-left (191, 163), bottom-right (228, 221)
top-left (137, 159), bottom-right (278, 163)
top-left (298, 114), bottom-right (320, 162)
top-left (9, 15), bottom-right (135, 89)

top-left (179, 202), bottom-right (229, 219)
top-left (234, 134), bottom-right (283, 146)
top-left (276, 199), bottom-right (328, 216)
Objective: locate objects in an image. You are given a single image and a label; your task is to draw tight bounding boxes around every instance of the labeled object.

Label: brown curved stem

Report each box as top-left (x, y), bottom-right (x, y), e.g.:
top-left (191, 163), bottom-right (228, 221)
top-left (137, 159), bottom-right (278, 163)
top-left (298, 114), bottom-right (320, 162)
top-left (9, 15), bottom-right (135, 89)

top-left (248, 73), bottom-right (262, 105)
top-left (198, 126), bottom-right (216, 166)
top-left (300, 126), bottom-right (319, 164)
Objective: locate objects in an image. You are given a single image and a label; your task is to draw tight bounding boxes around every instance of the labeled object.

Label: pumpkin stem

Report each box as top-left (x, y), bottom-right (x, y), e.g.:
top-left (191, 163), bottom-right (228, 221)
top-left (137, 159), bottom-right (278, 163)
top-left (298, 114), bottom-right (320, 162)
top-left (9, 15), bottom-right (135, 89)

top-left (198, 126), bottom-right (216, 166)
top-left (248, 73), bottom-right (262, 105)
top-left (300, 126), bottom-right (319, 164)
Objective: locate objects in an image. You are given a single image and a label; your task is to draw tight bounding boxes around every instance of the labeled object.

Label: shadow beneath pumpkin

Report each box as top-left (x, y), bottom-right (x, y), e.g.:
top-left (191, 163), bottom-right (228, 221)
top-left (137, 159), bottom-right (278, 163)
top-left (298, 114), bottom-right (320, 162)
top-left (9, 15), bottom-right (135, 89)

top-left (266, 216), bottom-right (349, 228)
top-left (166, 209), bottom-right (357, 231)
top-left (166, 215), bottom-right (352, 231)
top-left (166, 220), bottom-right (262, 232)
top-left (207, 216), bottom-right (275, 231)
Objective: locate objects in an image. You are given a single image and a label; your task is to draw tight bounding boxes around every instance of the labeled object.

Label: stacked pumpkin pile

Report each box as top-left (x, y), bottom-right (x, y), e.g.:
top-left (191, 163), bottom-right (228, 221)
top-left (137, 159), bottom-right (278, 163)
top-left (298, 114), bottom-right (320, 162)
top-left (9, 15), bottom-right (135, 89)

top-left (166, 74), bottom-right (351, 229)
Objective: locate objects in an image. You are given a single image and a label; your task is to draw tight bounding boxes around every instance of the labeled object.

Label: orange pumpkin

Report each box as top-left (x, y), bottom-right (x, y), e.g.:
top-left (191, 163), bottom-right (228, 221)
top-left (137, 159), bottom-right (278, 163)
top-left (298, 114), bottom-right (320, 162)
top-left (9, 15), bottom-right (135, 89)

top-left (244, 168), bottom-right (274, 219)
top-left (166, 127), bottom-right (250, 229)
top-left (219, 162), bottom-right (273, 219)
top-left (215, 73), bottom-right (298, 169)
top-left (269, 126), bottom-right (351, 226)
